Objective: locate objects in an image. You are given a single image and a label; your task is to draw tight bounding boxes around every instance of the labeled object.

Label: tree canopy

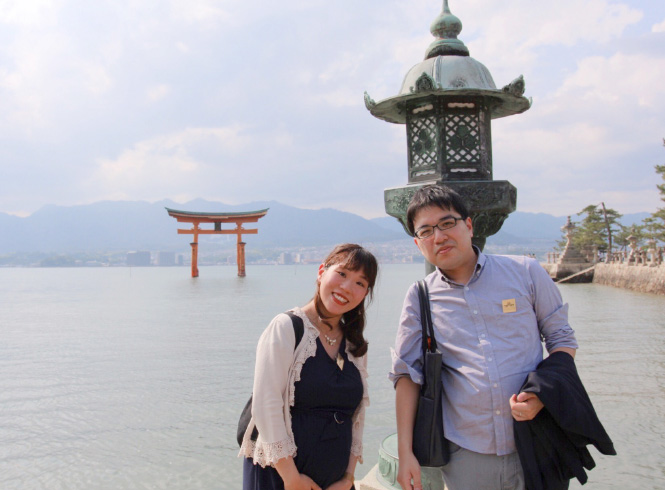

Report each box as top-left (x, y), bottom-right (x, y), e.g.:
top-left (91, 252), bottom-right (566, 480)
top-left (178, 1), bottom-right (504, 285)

top-left (561, 204), bottom-right (623, 253)
top-left (649, 138), bottom-right (665, 242)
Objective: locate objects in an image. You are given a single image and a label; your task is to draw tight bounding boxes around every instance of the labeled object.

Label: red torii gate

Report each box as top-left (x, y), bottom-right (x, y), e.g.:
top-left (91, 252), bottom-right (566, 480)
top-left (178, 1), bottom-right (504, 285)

top-left (165, 207), bottom-right (269, 277)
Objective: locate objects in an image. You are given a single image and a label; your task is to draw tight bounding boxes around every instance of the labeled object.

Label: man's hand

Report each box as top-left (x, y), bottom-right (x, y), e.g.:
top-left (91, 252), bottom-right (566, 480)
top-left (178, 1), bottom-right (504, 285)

top-left (396, 451), bottom-right (422, 490)
top-left (509, 391), bottom-right (544, 421)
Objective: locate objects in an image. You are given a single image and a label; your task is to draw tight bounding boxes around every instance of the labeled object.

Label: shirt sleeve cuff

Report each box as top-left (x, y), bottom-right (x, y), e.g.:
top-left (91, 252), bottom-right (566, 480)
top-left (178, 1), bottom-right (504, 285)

top-left (388, 348), bottom-right (423, 387)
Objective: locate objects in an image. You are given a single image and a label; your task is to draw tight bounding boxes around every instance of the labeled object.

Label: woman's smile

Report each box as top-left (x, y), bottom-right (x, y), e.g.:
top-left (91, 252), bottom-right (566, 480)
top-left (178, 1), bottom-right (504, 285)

top-left (332, 292), bottom-right (349, 305)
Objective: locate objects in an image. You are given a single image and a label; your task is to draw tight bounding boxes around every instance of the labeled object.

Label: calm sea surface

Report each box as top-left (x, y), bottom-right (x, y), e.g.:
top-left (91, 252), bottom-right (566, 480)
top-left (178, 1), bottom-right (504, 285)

top-left (1, 264), bottom-right (664, 489)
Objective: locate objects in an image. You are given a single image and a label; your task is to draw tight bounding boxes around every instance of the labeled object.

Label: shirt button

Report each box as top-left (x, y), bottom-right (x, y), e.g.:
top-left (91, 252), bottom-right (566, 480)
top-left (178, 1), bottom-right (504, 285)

top-left (473, 310), bottom-right (478, 315)
top-left (465, 286), bottom-right (469, 291)
top-left (493, 383), bottom-right (498, 388)
top-left (496, 410), bottom-right (501, 415)
top-left (480, 334), bottom-right (486, 339)
top-left (488, 357), bottom-right (493, 362)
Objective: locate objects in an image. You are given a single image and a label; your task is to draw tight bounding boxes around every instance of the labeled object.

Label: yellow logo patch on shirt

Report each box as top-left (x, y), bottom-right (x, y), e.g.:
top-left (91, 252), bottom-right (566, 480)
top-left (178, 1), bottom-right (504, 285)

top-left (502, 298), bottom-right (517, 313)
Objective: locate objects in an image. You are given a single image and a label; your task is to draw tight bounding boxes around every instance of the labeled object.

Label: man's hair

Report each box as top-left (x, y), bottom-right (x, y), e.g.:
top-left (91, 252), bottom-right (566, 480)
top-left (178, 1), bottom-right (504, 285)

top-left (406, 184), bottom-right (470, 235)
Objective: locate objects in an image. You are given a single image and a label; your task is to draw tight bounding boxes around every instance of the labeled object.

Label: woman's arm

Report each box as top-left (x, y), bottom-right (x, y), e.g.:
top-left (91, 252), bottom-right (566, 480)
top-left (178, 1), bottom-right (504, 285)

top-left (249, 314), bottom-right (299, 466)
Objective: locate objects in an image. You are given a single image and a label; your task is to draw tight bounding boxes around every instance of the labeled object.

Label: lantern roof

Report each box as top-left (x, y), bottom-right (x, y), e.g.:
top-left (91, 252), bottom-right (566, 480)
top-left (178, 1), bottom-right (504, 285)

top-left (365, 0), bottom-right (531, 124)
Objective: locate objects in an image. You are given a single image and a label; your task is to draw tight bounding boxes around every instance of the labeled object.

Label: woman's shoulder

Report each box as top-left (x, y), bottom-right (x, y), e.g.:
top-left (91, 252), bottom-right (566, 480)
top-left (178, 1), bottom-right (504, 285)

top-left (263, 308), bottom-right (316, 341)
top-left (270, 310), bottom-right (295, 326)
top-left (259, 311), bottom-right (298, 343)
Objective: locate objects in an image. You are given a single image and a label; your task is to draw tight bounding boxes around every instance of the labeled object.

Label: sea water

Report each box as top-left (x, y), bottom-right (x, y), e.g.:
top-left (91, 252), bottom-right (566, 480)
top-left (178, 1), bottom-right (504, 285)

top-left (0, 264), bottom-right (663, 489)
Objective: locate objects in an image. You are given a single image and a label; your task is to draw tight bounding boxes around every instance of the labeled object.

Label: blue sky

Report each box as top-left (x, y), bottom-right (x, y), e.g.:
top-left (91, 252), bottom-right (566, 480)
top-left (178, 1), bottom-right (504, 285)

top-left (1, 0), bottom-right (664, 218)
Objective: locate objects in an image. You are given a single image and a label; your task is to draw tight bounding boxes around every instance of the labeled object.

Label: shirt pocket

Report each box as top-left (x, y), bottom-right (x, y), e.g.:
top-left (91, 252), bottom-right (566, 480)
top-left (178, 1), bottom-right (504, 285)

top-left (477, 294), bottom-right (539, 347)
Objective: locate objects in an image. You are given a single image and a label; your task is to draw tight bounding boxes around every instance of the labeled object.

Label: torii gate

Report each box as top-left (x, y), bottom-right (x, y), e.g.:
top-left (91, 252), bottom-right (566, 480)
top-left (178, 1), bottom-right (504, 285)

top-left (165, 207), bottom-right (269, 277)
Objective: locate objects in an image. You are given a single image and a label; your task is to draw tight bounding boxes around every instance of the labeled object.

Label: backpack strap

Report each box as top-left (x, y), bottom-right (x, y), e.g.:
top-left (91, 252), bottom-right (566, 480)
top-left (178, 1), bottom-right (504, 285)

top-left (285, 311), bottom-right (304, 348)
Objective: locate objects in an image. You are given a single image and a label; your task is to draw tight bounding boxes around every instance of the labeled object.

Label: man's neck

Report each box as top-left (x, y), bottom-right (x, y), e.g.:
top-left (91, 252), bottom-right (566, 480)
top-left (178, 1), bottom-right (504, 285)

top-left (441, 247), bottom-right (479, 285)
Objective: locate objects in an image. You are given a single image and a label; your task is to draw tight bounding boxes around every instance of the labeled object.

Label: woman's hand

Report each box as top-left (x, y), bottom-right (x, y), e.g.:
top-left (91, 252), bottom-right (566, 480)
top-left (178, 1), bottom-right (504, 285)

top-left (283, 473), bottom-right (322, 490)
top-left (510, 391), bottom-right (544, 421)
top-left (276, 457), bottom-right (321, 490)
top-left (324, 477), bottom-right (354, 490)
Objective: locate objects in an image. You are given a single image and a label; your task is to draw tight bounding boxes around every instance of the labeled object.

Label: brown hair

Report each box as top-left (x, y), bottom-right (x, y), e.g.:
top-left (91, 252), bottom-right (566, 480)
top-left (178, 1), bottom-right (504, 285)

top-left (314, 243), bottom-right (378, 357)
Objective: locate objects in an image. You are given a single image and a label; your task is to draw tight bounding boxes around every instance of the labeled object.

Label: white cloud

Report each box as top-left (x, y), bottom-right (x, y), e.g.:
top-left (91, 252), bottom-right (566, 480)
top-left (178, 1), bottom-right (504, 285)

top-left (94, 126), bottom-right (250, 185)
top-left (488, 44), bottom-right (665, 216)
top-left (86, 125), bottom-right (301, 203)
top-left (652, 18), bottom-right (665, 33)
top-left (147, 84), bottom-right (170, 101)
top-left (0, 0), bottom-right (663, 219)
top-left (168, 0), bottom-right (231, 26)
top-left (0, 0), bottom-right (57, 26)
top-left (556, 53), bottom-right (665, 108)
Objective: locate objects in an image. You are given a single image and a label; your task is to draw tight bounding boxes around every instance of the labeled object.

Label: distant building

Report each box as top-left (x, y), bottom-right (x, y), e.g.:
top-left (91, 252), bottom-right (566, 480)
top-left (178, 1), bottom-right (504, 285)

top-left (278, 252), bottom-right (294, 265)
top-left (156, 251), bottom-right (175, 266)
top-left (126, 251), bottom-right (151, 266)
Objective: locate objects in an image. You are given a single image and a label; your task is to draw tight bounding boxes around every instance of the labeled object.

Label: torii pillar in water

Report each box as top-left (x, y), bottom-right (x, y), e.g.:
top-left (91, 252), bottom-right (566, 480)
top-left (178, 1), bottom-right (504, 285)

top-left (166, 208), bottom-right (269, 277)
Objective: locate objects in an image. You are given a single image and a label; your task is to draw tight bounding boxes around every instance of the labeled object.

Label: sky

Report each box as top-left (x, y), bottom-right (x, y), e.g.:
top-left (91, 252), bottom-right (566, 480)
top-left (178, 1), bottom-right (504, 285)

top-left (1, 0), bottom-right (664, 219)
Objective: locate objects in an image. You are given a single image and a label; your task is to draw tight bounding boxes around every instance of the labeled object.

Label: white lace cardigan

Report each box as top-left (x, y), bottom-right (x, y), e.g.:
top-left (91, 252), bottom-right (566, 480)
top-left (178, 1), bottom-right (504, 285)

top-left (238, 307), bottom-right (369, 468)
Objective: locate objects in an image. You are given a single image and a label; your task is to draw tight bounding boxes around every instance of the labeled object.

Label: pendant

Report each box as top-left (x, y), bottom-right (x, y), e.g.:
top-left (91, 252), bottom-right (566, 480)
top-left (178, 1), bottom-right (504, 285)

top-left (323, 334), bottom-right (337, 346)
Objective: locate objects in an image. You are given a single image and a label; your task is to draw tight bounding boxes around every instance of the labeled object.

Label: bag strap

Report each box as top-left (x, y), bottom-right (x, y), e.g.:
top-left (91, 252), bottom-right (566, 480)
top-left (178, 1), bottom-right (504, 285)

top-left (285, 311), bottom-right (304, 349)
top-left (417, 280), bottom-right (436, 355)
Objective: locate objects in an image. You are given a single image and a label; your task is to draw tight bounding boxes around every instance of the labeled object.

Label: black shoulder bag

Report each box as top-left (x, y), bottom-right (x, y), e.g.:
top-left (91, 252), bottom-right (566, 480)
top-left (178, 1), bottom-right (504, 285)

top-left (412, 280), bottom-right (449, 467)
top-left (236, 311), bottom-right (304, 447)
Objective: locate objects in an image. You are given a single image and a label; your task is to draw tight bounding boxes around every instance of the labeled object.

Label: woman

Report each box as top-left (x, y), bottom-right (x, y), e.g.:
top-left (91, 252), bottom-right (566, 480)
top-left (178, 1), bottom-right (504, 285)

top-left (239, 244), bottom-right (378, 490)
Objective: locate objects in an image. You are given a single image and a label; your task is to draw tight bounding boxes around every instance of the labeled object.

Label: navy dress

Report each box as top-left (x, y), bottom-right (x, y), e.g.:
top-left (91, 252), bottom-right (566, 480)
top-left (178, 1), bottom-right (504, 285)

top-left (243, 337), bottom-right (363, 489)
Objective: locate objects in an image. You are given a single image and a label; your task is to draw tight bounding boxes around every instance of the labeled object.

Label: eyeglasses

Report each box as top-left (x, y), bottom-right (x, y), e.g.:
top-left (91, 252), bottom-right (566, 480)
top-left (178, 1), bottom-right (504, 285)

top-left (414, 217), bottom-right (465, 239)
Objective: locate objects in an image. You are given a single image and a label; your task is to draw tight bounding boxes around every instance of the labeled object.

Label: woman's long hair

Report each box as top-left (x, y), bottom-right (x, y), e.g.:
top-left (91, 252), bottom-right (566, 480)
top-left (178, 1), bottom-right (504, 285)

top-left (313, 243), bottom-right (378, 357)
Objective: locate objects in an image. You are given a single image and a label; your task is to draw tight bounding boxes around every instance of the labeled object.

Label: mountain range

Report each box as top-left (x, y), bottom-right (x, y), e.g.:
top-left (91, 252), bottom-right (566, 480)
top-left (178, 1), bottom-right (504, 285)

top-left (0, 199), bottom-right (650, 255)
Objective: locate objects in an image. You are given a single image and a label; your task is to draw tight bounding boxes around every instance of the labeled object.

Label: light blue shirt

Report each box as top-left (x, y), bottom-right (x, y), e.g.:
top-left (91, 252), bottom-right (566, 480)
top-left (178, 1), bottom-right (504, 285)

top-left (390, 249), bottom-right (578, 456)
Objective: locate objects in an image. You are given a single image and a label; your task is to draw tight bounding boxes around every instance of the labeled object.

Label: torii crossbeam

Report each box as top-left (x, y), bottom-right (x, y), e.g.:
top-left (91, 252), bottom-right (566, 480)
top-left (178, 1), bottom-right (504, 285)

top-left (165, 207), bottom-right (269, 277)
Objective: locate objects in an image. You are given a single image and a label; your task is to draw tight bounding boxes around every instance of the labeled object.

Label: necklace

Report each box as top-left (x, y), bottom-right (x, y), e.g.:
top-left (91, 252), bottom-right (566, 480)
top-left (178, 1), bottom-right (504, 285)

top-left (323, 333), bottom-right (338, 346)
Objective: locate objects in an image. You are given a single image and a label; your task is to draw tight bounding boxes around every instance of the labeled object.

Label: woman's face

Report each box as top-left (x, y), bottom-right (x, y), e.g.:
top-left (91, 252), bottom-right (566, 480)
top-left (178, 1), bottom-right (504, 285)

top-left (317, 262), bottom-right (370, 320)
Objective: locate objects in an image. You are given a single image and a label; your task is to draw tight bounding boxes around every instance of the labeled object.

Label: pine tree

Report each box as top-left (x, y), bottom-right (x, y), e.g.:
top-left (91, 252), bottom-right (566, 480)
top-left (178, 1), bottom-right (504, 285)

top-left (571, 204), bottom-right (622, 253)
top-left (648, 138), bottom-right (665, 243)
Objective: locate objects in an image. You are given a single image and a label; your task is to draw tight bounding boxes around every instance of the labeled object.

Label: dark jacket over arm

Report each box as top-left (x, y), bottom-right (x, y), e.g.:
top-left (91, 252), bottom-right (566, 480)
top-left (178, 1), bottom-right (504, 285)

top-left (514, 351), bottom-right (616, 490)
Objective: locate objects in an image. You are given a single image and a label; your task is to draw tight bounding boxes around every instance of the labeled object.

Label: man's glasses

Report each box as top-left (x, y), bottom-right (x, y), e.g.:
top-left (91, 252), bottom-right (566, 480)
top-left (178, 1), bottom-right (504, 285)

top-left (414, 217), bottom-right (465, 239)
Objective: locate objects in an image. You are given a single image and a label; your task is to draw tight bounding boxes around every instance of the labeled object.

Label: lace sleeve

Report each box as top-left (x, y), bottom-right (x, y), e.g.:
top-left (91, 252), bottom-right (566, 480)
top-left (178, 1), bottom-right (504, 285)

top-left (349, 351), bottom-right (369, 463)
top-left (239, 436), bottom-right (298, 468)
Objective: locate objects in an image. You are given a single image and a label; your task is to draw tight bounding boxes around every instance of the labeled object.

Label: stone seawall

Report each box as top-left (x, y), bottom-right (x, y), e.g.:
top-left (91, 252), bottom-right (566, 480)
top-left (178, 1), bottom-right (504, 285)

top-left (593, 263), bottom-right (665, 295)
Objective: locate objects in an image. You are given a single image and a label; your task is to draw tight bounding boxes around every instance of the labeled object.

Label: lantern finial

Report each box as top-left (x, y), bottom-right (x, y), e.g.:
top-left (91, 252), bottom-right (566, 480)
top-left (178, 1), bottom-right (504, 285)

top-left (426, 0), bottom-right (469, 58)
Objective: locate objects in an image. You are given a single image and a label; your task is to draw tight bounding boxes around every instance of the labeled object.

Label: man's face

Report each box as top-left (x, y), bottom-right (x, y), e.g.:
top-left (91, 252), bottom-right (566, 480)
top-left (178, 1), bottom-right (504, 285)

top-left (412, 205), bottom-right (475, 281)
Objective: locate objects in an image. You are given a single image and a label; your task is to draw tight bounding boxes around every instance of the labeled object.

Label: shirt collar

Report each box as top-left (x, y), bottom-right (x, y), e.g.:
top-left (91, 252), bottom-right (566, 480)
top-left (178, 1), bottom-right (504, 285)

top-left (437, 245), bottom-right (486, 286)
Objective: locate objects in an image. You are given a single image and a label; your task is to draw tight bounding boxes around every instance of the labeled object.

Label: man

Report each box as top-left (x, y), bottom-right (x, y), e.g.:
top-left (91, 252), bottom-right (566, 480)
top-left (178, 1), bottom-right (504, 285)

top-left (389, 185), bottom-right (578, 490)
